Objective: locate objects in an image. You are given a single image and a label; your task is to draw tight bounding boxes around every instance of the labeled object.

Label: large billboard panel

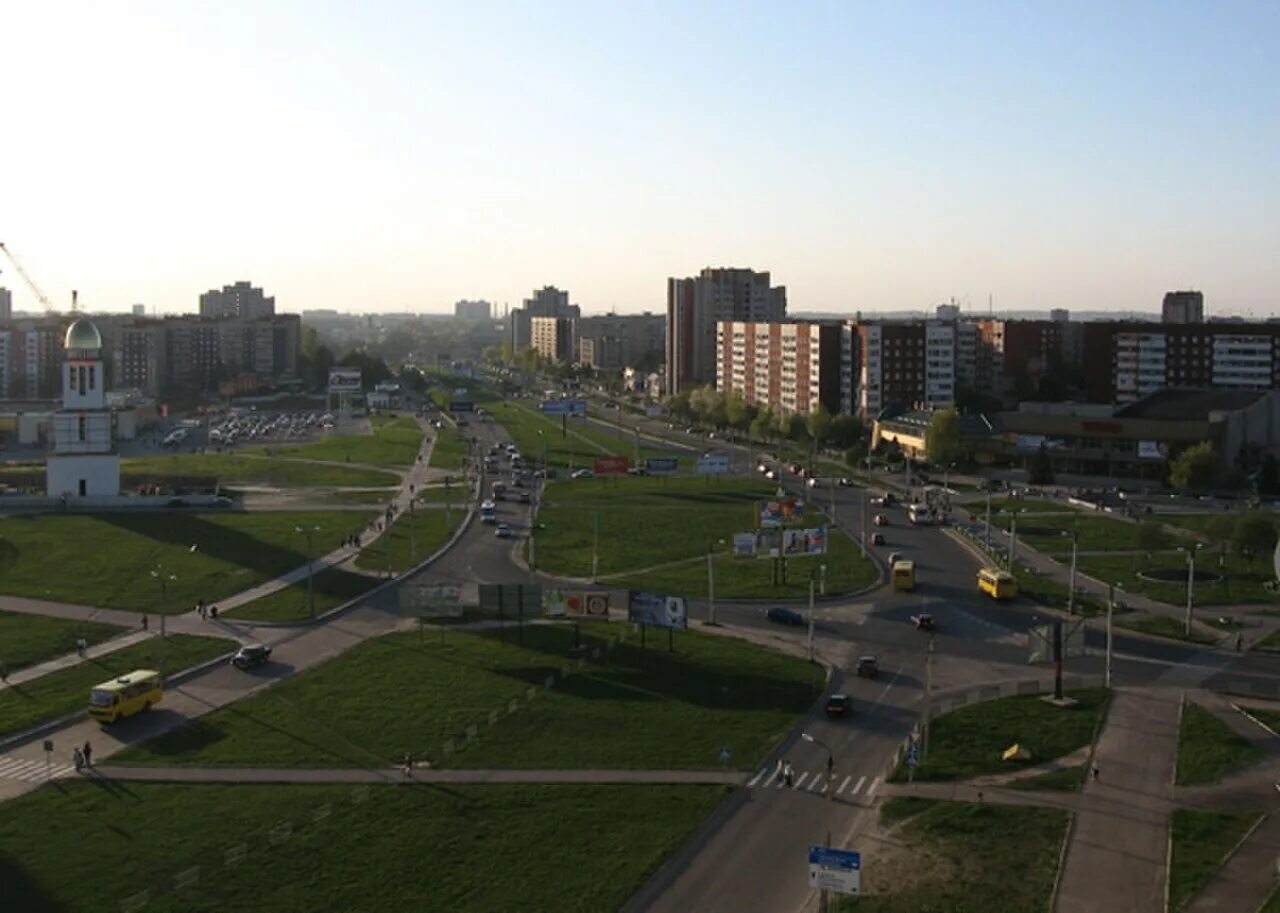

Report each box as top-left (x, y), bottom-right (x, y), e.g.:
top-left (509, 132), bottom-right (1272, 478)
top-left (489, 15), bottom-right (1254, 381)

top-left (328, 369), bottom-right (362, 393)
top-left (759, 499), bottom-right (805, 528)
top-left (645, 457), bottom-right (679, 475)
top-left (1138, 440), bottom-right (1168, 460)
top-left (781, 527), bottom-right (827, 556)
top-left (448, 400), bottom-right (475, 414)
top-left (541, 399), bottom-right (587, 415)
top-left (697, 452), bottom-right (731, 475)
top-left (733, 532), bottom-right (759, 558)
top-left (594, 456), bottom-right (629, 475)
top-left (627, 591), bottom-right (688, 630)
top-left (543, 589), bottom-right (611, 620)
top-left (398, 584), bottom-right (464, 618)
top-left (479, 584), bottom-right (542, 615)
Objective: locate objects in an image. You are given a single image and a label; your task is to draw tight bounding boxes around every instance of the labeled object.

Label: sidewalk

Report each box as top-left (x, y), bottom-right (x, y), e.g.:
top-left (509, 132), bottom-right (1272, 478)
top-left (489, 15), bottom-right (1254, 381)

top-left (89, 765), bottom-right (746, 785)
top-left (1185, 813), bottom-right (1280, 913)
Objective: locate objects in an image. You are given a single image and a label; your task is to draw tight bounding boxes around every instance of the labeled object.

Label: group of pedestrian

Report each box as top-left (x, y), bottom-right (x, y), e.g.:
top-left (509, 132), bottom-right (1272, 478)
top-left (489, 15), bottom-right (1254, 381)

top-left (194, 601), bottom-right (219, 620)
top-left (774, 758), bottom-right (795, 787)
top-left (72, 740), bottom-right (93, 772)
top-left (343, 533), bottom-right (362, 549)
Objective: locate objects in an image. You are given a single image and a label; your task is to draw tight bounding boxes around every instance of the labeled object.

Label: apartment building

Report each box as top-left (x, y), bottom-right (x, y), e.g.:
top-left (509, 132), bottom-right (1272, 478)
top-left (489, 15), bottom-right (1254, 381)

top-left (530, 315), bottom-right (577, 363)
top-left (853, 319), bottom-right (956, 420)
top-left (0, 288), bottom-right (11, 321)
top-left (577, 312), bottom-right (664, 371)
top-left (455, 300), bottom-right (492, 321)
top-left (1162, 290), bottom-right (1204, 324)
top-left (666, 267), bottom-right (787, 395)
top-left (199, 281), bottom-right (276, 319)
top-left (113, 323), bottom-right (168, 397)
top-left (509, 286), bottom-right (579, 352)
top-left (716, 320), bottom-right (850, 415)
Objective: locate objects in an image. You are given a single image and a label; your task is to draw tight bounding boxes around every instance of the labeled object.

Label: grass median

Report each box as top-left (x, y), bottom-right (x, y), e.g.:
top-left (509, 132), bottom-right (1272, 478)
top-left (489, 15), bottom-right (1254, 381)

top-left (995, 511), bottom-right (1183, 553)
top-left (225, 567), bottom-right (382, 623)
top-left (1170, 808), bottom-right (1261, 911)
top-left (428, 425), bottom-right (470, 470)
top-left (0, 781), bottom-right (728, 913)
top-left (1117, 614), bottom-right (1217, 645)
top-left (1175, 702), bottom-right (1265, 786)
top-left (0, 634), bottom-right (231, 739)
top-left (263, 415), bottom-right (424, 468)
top-left (890, 688), bottom-right (1110, 782)
top-left (122, 453), bottom-right (402, 488)
top-left (842, 798), bottom-right (1069, 912)
top-left (0, 511), bottom-right (375, 614)
top-left (1072, 551), bottom-right (1279, 608)
top-left (0, 611), bottom-right (126, 673)
top-left (354, 508), bottom-right (462, 574)
top-left (115, 624), bottom-right (814, 770)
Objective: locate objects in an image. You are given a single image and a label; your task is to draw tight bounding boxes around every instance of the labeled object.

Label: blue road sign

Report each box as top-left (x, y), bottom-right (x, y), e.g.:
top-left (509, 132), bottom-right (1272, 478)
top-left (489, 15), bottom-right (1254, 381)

top-left (907, 744), bottom-right (921, 767)
top-left (645, 457), bottom-right (679, 474)
top-left (809, 847), bottom-right (860, 871)
top-left (449, 401), bottom-right (474, 413)
top-left (540, 399), bottom-right (587, 415)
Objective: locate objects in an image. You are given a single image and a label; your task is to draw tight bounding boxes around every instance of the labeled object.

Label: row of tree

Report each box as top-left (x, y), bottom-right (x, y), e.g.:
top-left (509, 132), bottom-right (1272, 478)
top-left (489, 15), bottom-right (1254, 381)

top-left (664, 386), bottom-right (865, 449)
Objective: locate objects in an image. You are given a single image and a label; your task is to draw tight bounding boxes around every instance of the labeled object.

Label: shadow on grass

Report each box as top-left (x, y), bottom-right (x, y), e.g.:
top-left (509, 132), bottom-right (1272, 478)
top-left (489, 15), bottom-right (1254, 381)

top-left (99, 512), bottom-right (309, 581)
top-left (0, 853), bottom-right (71, 913)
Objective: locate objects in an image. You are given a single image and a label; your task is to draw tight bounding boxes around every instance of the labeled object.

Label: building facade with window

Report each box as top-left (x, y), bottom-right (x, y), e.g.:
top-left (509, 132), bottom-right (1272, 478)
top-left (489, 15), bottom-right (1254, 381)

top-left (715, 320), bottom-right (850, 415)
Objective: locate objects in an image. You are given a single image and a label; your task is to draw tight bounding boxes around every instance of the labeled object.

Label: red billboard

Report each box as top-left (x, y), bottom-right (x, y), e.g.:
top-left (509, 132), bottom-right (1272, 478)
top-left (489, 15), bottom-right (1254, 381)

top-left (594, 456), bottom-right (629, 475)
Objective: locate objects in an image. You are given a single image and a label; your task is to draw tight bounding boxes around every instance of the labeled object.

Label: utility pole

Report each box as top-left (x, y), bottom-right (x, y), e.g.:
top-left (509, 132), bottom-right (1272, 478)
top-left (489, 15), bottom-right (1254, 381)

top-left (1106, 582), bottom-right (1116, 689)
top-left (922, 632), bottom-right (935, 757)
top-left (861, 491), bottom-right (868, 557)
top-left (707, 544), bottom-right (717, 625)
top-left (1183, 547), bottom-right (1199, 636)
top-left (1007, 514), bottom-right (1018, 571)
top-left (592, 510), bottom-right (600, 583)
top-left (1067, 535), bottom-right (1078, 616)
top-left (984, 489), bottom-right (992, 551)
top-left (808, 575), bottom-right (817, 695)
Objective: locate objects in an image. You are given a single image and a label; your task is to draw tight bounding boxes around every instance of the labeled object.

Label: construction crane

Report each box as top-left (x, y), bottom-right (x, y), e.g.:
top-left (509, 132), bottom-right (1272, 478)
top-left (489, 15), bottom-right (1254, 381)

top-left (0, 241), bottom-right (57, 313)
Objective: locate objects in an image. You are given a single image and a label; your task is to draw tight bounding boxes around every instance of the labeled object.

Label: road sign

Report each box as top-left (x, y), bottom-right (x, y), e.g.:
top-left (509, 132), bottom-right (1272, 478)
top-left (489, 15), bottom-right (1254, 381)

top-left (448, 401), bottom-right (474, 414)
top-left (399, 584), bottom-right (464, 618)
top-left (808, 846), bottom-right (861, 895)
top-left (540, 399), bottom-right (587, 415)
top-left (697, 452), bottom-right (730, 475)
top-left (645, 457), bottom-right (679, 475)
top-left (907, 745), bottom-right (920, 768)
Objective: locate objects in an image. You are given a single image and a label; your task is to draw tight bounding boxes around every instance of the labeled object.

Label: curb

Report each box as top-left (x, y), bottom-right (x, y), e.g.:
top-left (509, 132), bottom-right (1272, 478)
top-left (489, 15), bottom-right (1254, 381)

top-left (1050, 809), bottom-right (1078, 912)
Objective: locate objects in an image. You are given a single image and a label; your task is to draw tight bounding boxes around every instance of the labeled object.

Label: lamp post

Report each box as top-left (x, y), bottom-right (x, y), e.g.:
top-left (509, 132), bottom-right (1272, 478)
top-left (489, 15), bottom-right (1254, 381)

top-left (1178, 543), bottom-right (1204, 636)
top-left (149, 569), bottom-right (175, 682)
top-left (1106, 581), bottom-right (1122, 689)
top-left (295, 524), bottom-right (320, 618)
top-left (1066, 531), bottom-right (1078, 616)
top-left (984, 487), bottom-right (992, 551)
top-left (801, 730), bottom-right (837, 913)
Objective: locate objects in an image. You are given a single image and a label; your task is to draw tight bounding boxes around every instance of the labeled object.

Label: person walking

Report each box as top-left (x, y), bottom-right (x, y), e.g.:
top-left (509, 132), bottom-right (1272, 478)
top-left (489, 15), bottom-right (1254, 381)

top-left (1091, 761), bottom-right (1100, 781)
top-left (784, 761), bottom-right (794, 788)
top-left (141, 615), bottom-right (149, 631)
top-left (72, 747), bottom-right (84, 772)
top-left (82, 741), bottom-right (93, 768)
top-left (403, 752), bottom-right (413, 778)
top-left (76, 638), bottom-right (87, 658)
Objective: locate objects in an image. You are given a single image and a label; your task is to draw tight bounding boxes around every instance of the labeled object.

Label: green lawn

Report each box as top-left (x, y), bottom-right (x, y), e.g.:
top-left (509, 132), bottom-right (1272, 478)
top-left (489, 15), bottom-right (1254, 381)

top-left (1243, 705), bottom-right (1280, 733)
top-left (1073, 551), bottom-right (1279, 608)
top-left (488, 401), bottom-right (682, 471)
top-left (0, 511), bottom-right (375, 614)
top-left (123, 453), bottom-right (402, 488)
top-left (1008, 764), bottom-right (1087, 792)
top-left (995, 512), bottom-right (1183, 553)
top-left (225, 567), bottom-right (382, 622)
top-left (354, 508), bottom-right (461, 573)
top-left (840, 799), bottom-right (1069, 913)
top-left (416, 482), bottom-right (469, 503)
top-left (262, 416), bottom-right (424, 468)
top-left (428, 426), bottom-right (470, 470)
top-left (1012, 565), bottom-right (1110, 616)
top-left (1169, 808), bottom-right (1260, 911)
top-left (1263, 884), bottom-right (1280, 913)
top-left (0, 634), bottom-right (231, 738)
top-left (1255, 630), bottom-right (1280, 653)
top-left (1117, 614), bottom-right (1217, 645)
top-left (0, 781), bottom-right (727, 913)
top-left (115, 625), bottom-right (814, 770)
top-left (891, 689), bottom-right (1110, 782)
top-left (0, 611), bottom-right (125, 673)
top-left (1176, 702), bottom-right (1266, 786)
top-left (314, 488), bottom-right (398, 504)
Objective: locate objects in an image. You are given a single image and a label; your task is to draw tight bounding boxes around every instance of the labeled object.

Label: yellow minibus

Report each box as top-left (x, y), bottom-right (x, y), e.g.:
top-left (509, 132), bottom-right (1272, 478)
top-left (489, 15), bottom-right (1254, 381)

top-left (892, 560), bottom-right (916, 592)
top-left (89, 669), bottom-right (162, 724)
top-left (977, 568), bottom-right (1017, 600)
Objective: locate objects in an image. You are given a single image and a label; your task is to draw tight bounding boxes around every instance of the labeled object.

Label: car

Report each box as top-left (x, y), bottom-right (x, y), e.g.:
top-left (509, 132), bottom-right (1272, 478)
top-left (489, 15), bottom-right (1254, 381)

top-left (887, 551), bottom-right (902, 565)
top-left (838, 477), bottom-right (854, 487)
top-left (627, 467), bottom-right (649, 476)
top-left (495, 524), bottom-right (512, 539)
top-left (766, 606), bottom-right (805, 627)
top-left (806, 478), bottom-right (818, 488)
top-left (855, 656), bottom-right (880, 678)
top-left (518, 491), bottom-right (531, 504)
top-left (231, 644), bottom-right (272, 670)
top-left (570, 469), bottom-right (594, 479)
top-left (825, 693), bottom-right (853, 718)
top-left (912, 613), bottom-right (936, 631)
top-left (870, 532), bottom-right (885, 546)
top-left (873, 514), bottom-right (888, 526)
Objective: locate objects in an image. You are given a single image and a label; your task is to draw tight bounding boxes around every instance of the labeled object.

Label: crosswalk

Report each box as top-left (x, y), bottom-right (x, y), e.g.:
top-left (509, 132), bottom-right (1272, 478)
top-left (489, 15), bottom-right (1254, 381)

top-left (0, 755), bottom-right (79, 783)
top-left (745, 766), bottom-right (879, 799)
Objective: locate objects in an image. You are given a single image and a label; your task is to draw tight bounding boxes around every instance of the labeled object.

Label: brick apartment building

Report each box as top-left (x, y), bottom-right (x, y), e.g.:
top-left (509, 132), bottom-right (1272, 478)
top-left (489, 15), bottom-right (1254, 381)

top-left (716, 320), bottom-right (851, 415)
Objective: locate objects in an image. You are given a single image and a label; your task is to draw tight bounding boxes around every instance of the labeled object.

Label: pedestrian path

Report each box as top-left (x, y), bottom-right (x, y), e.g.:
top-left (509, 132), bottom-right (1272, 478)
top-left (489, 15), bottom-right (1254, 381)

top-left (0, 754), bottom-right (78, 783)
top-left (90, 765), bottom-right (745, 785)
top-left (744, 765), bottom-right (880, 800)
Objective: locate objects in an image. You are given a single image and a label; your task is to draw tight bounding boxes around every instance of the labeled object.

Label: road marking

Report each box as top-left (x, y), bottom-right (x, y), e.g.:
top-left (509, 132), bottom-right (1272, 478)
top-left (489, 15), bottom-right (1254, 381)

top-left (793, 772), bottom-right (810, 789)
top-left (0, 758), bottom-right (29, 775)
top-left (809, 776), bottom-right (823, 792)
top-left (746, 769), bottom-right (765, 788)
top-left (7, 760), bottom-right (42, 777)
top-left (852, 775), bottom-right (866, 795)
top-left (867, 777), bottom-right (880, 798)
top-left (838, 775), bottom-right (851, 794)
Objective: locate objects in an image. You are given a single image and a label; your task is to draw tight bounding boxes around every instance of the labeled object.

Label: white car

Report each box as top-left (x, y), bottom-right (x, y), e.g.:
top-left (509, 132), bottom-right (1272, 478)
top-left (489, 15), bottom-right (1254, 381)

top-left (570, 469), bottom-right (594, 479)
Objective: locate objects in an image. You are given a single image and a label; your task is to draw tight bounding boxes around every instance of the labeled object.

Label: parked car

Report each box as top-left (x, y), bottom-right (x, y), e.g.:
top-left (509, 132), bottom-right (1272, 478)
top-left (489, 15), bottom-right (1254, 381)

top-left (870, 532), bottom-right (886, 546)
top-left (873, 514), bottom-right (889, 526)
top-left (495, 524), bottom-right (512, 539)
top-left (825, 693), bottom-right (853, 718)
top-left (766, 606), bottom-right (805, 627)
top-left (911, 613), bottom-right (936, 631)
top-left (570, 469), bottom-right (594, 479)
top-left (231, 644), bottom-right (272, 670)
top-left (838, 477), bottom-right (854, 487)
top-left (855, 656), bottom-right (880, 678)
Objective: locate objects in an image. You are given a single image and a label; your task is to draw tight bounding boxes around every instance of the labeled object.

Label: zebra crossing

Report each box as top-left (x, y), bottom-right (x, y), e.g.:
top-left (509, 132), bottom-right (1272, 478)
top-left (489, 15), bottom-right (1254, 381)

top-left (745, 766), bottom-right (879, 799)
top-left (0, 754), bottom-right (79, 783)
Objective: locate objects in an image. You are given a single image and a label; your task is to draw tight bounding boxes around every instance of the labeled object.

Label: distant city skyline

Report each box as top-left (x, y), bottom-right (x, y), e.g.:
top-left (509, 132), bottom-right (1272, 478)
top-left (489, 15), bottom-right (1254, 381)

top-left (2, 2), bottom-right (1277, 318)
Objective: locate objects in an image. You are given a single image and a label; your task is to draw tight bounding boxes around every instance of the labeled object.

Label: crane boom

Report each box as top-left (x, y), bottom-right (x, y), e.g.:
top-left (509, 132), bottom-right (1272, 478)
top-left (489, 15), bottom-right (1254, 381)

top-left (0, 242), bottom-right (56, 312)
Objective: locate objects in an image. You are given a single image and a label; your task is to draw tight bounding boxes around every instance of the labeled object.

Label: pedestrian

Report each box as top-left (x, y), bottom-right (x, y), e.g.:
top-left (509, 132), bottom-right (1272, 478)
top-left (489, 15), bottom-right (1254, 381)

top-left (83, 741), bottom-right (93, 768)
top-left (1091, 761), bottom-right (1100, 781)
top-left (784, 761), bottom-right (794, 787)
top-left (403, 752), bottom-right (413, 777)
top-left (774, 758), bottom-right (784, 782)
top-left (0, 660), bottom-right (7, 683)
top-left (76, 638), bottom-right (86, 658)
top-left (210, 605), bottom-right (219, 620)
top-left (1236, 633), bottom-right (1244, 653)
top-left (141, 614), bottom-right (149, 631)
top-left (72, 747), bottom-right (84, 772)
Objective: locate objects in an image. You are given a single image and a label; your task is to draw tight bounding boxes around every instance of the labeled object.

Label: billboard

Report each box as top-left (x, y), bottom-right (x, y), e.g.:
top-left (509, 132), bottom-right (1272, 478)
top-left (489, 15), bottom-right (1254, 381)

top-left (759, 499), bottom-right (805, 528)
top-left (543, 589), bottom-right (611, 620)
top-left (449, 400), bottom-right (475, 414)
top-left (781, 527), bottom-right (827, 556)
top-left (645, 457), bottom-right (679, 475)
top-left (398, 584), bottom-right (463, 619)
top-left (627, 591), bottom-right (688, 630)
top-left (328, 369), bottom-right (362, 393)
top-left (697, 452), bottom-right (731, 475)
top-left (1138, 440), bottom-right (1168, 461)
top-left (808, 847), bottom-right (861, 896)
top-left (735, 530), bottom-right (782, 558)
top-left (594, 456), bottom-right (629, 475)
top-left (541, 399), bottom-right (587, 415)
top-left (733, 532), bottom-right (759, 557)
top-left (478, 584), bottom-right (542, 615)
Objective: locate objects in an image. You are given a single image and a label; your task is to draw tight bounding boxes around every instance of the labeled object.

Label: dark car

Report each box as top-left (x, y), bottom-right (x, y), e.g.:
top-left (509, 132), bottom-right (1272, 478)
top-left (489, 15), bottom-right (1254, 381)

top-left (766, 606), bottom-right (805, 627)
top-left (518, 491), bottom-right (531, 504)
top-left (912, 613), bottom-right (936, 632)
top-left (855, 656), bottom-right (880, 678)
top-left (231, 644), bottom-right (272, 670)
top-left (870, 532), bottom-right (886, 546)
top-left (825, 693), bottom-right (853, 717)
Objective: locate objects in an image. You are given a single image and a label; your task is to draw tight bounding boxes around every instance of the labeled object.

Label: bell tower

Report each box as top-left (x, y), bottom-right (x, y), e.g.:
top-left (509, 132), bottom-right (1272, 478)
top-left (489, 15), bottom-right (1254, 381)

top-left (46, 318), bottom-right (121, 499)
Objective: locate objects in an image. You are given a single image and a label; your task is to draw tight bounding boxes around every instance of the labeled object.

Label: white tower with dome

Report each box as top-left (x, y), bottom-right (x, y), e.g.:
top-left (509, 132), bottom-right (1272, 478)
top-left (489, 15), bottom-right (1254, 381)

top-left (46, 318), bottom-right (121, 498)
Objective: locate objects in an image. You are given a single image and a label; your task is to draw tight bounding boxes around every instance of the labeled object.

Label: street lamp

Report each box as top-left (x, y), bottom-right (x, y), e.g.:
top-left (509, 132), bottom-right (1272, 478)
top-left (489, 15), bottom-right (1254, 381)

top-left (1177, 543), bottom-right (1204, 636)
top-left (149, 568), bottom-right (176, 682)
top-left (1106, 581), bottom-right (1123, 689)
top-left (800, 732), bottom-right (836, 799)
top-left (295, 524), bottom-right (321, 618)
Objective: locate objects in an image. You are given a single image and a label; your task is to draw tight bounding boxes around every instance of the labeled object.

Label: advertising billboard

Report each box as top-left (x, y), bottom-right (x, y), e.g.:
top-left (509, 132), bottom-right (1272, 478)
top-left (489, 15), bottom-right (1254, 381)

top-left (781, 527), bottom-right (827, 556)
top-left (1137, 440), bottom-right (1167, 460)
top-left (733, 532), bottom-right (759, 558)
top-left (627, 591), bottom-right (688, 630)
top-left (594, 456), bottom-right (629, 475)
top-left (398, 584), bottom-right (464, 618)
top-left (541, 399), bottom-right (587, 415)
top-left (478, 584), bottom-right (542, 615)
top-left (448, 400), bottom-right (475, 413)
top-left (645, 457), bottom-right (679, 475)
top-left (328, 368), bottom-right (362, 393)
top-left (543, 589), bottom-right (611, 620)
top-left (697, 452), bottom-right (731, 475)
top-left (808, 847), bottom-right (861, 896)
top-left (735, 530), bottom-right (782, 558)
top-left (759, 499), bottom-right (805, 528)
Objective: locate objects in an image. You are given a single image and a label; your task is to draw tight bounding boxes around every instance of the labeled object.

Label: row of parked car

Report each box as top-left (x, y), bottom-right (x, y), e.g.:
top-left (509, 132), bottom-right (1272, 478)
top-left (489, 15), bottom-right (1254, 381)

top-left (208, 411), bottom-right (334, 446)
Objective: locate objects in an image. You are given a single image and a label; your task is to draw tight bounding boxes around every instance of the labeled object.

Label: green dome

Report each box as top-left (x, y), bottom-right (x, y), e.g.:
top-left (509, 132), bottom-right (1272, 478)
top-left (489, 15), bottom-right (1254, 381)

top-left (64, 319), bottom-right (102, 351)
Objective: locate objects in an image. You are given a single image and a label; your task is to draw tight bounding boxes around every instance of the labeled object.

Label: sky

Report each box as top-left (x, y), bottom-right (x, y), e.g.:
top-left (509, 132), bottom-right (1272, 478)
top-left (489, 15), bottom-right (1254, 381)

top-left (2, 1), bottom-right (1278, 318)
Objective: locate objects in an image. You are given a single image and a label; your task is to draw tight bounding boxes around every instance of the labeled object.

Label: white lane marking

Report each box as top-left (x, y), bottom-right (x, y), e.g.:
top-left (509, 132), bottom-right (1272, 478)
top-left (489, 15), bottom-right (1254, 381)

top-left (809, 775), bottom-right (823, 792)
top-left (852, 775), bottom-right (866, 795)
top-left (793, 772), bottom-right (810, 790)
top-left (746, 769), bottom-right (765, 788)
top-left (8, 760), bottom-right (43, 777)
top-left (838, 775), bottom-right (851, 794)
top-left (0, 758), bottom-right (30, 775)
top-left (867, 776), bottom-right (880, 798)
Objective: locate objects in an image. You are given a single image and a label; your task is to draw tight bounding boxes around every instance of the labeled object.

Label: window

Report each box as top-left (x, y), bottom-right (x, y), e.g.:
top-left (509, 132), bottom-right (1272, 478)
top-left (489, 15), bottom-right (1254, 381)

top-left (77, 415), bottom-right (86, 442)
top-left (88, 365), bottom-right (95, 390)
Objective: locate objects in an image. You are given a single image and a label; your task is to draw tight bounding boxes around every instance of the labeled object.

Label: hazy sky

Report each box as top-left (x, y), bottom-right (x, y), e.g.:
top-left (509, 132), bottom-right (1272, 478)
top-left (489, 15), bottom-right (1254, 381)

top-left (3, 1), bottom-right (1277, 317)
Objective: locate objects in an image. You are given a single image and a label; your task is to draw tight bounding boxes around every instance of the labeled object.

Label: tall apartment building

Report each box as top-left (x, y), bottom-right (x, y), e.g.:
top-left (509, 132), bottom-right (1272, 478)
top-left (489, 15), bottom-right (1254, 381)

top-left (1162, 290), bottom-right (1204, 324)
top-left (716, 321), bottom-right (851, 415)
top-left (853, 320), bottom-right (956, 420)
top-left (113, 323), bottom-right (168, 397)
top-left (0, 288), bottom-right (11, 320)
top-left (509, 286), bottom-right (579, 352)
top-left (199, 281), bottom-right (275, 319)
top-left (455, 300), bottom-right (492, 321)
top-left (577, 312), bottom-right (664, 371)
top-left (1083, 321), bottom-right (1280, 404)
top-left (666, 267), bottom-right (786, 395)
top-left (530, 315), bottom-right (577, 362)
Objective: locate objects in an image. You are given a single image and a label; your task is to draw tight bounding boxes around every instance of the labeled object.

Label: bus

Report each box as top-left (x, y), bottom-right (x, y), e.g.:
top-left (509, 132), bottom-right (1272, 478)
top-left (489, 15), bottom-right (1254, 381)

top-left (480, 500), bottom-right (497, 524)
top-left (892, 560), bottom-right (916, 591)
top-left (89, 669), bottom-right (162, 724)
top-left (977, 567), bottom-right (1018, 600)
top-left (907, 503), bottom-right (931, 525)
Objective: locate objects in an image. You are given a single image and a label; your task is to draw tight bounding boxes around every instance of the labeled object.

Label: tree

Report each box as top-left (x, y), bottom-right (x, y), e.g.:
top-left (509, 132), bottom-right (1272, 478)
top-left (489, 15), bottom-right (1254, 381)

top-left (1027, 443), bottom-right (1055, 485)
top-left (828, 414), bottom-right (863, 450)
top-left (1169, 442), bottom-right (1218, 492)
top-left (786, 414), bottom-right (808, 442)
top-left (806, 404), bottom-right (833, 446)
top-left (925, 407), bottom-right (964, 466)
top-left (1232, 513), bottom-right (1278, 567)
top-left (845, 444), bottom-right (868, 468)
top-left (750, 406), bottom-right (775, 442)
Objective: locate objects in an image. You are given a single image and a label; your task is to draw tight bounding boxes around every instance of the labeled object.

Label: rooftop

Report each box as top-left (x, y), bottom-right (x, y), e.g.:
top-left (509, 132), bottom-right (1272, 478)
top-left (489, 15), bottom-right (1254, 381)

top-left (1115, 388), bottom-right (1270, 421)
